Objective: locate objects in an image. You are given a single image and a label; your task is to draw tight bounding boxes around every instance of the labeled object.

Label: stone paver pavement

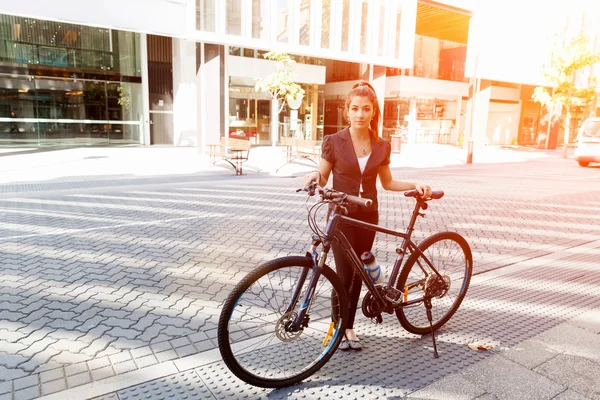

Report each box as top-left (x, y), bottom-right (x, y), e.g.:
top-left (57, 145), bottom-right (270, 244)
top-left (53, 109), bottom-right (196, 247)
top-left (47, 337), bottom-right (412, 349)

top-left (0, 144), bottom-right (598, 399)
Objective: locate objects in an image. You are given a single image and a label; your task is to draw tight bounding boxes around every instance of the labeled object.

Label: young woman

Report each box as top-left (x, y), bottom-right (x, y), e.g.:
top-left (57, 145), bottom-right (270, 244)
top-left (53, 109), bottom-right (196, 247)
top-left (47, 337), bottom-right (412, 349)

top-left (304, 81), bottom-right (431, 350)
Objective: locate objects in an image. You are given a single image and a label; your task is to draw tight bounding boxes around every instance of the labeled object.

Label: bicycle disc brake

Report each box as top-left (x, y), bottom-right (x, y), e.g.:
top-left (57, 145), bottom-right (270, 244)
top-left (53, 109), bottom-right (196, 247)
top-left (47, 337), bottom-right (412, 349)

top-left (361, 290), bottom-right (384, 324)
top-left (275, 311), bottom-right (304, 342)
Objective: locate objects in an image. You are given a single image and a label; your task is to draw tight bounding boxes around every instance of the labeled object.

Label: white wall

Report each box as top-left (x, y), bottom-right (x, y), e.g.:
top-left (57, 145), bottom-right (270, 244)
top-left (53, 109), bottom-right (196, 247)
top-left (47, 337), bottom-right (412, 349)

top-left (386, 75), bottom-right (469, 99)
top-left (486, 102), bottom-right (520, 145)
top-left (203, 50), bottom-right (222, 149)
top-left (489, 86), bottom-right (520, 102)
top-left (472, 87), bottom-right (490, 146)
top-left (172, 38), bottom-right (198, 147)
top-left (226, 55), bottom-right (326, 85)
top-left (324, 81), bottom-right (355, 97)
top-left (323, 76), bottom-right (469, 100)
top-left (0, 0), bottom-right (190, 37)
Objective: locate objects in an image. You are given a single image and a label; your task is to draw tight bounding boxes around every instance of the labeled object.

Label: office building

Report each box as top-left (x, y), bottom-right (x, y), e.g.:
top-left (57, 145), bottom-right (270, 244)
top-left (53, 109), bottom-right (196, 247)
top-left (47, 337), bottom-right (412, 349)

top-left (0, 0), bottom-right (596, 149)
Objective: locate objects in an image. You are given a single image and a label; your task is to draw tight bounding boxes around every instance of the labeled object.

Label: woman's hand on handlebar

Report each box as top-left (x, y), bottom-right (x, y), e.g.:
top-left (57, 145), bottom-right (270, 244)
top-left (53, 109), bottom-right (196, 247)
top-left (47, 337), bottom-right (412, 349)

top-left (415, 183), bottom-right (432, 198)
top-left (304, 170), bottom-right (321, 187)
top-left (296, 180), bottom-right (318, 196)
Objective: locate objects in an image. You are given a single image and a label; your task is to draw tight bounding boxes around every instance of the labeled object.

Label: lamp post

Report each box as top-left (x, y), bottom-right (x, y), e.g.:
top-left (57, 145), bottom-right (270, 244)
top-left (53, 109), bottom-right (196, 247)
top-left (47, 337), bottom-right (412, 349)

top-left (466, 53), bottom-right (479, 164)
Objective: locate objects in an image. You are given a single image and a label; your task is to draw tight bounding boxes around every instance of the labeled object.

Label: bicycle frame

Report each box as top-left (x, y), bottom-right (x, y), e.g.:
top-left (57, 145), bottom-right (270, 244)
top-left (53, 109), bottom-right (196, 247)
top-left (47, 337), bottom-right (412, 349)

top-left (286, 197), bottom-right (445, 331)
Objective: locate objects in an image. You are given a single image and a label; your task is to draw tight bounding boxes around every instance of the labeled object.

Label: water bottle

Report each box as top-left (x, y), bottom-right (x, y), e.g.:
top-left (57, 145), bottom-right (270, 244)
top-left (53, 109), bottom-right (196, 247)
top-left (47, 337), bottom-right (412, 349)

top-left (361, 251), bottom-right (385, 284)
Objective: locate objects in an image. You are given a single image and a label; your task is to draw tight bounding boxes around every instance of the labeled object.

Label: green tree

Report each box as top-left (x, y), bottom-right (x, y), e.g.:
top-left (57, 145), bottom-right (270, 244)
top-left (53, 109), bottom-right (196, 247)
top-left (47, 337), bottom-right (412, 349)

top-left (532, 34), bottom-right (600, 157)
top-left (254, 51), bottom-right (305, 114)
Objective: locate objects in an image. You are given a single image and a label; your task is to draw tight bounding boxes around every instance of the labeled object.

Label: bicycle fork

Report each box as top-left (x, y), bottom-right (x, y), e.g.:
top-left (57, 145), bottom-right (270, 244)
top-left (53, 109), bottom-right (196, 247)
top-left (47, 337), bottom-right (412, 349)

top-left (284, 236), bottom-right (325, 333)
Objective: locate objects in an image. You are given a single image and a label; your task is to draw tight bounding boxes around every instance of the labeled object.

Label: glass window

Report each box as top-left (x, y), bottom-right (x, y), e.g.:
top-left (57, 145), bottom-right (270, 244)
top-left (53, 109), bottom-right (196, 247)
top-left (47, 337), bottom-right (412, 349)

top-left (276, 0), bottom-right (292, 43)
top-left (228, 87), bottom-right (261, 142)
top-left (0, 75), bottom-right (141, 145)
top-left (321, 0), bottom-right (331, 49)
top-left (0, 15), bottom-right (143, 145)
top-left (324, 97), bottom-right (346, 136)
top-left (33, 77), bottom-right (106, 144)
top-left (0, 75), bottom-right (37, 144)
top-left (116, 30), bottom-right (142, 77)
top-left (299, 0), bottom-right (310, 46)
top-left (106, 81), bottom-right (142, 143)
top-left (378, 3), bottom-right (386, 56)
top-left (439, 40), bottom-right (467, 82)
top-left (0, 15), bottom-right (141, 76)
top-left (325, 59), bottom-right (360, 83)
top-left (360, 1), bottom-right (369, 54)
top-left (252, 0), bottom-right (270, 40)
top-left (227, 0), bottom-right (242, 36)
top-left (414, 36), bottom-right (440, 79)
top-left (197, 0), bottom-right (217, 32)
top-left (341, 0), bottom-right (350, 51)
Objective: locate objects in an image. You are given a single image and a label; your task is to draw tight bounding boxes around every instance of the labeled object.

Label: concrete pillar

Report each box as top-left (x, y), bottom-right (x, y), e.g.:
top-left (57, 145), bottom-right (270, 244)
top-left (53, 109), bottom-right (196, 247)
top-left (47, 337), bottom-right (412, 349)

top-left (172, 37), bottom-right (198, 147)
top-left (370, 65), bottom-right (386, 138)
top-left (140, 33), bottom-right (150, 145)
top-left (199, 44), bottom-right (223, 151)
top-left (197, 43), bottom-right (204, 153)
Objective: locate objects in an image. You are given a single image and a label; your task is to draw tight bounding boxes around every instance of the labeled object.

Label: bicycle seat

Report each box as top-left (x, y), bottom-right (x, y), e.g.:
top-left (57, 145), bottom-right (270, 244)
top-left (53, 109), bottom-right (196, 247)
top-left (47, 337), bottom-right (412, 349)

top-left (404, 190), bottom-right (444, 200)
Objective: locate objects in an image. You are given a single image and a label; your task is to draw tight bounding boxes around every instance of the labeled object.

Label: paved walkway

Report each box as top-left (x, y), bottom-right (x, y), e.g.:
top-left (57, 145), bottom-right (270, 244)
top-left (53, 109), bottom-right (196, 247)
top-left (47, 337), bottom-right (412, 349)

top-left (0, 143), bottom-right (562, 188)
top-left (0, 143), bottom-right (598, 400)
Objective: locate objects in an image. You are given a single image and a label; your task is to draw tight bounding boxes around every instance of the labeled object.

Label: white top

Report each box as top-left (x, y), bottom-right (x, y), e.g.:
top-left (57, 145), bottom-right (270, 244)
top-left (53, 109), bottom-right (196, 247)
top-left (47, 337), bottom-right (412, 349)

top-left (358, 154), bottom-right (370, 173)
top-left (358, 154), bottom-right (370, 192)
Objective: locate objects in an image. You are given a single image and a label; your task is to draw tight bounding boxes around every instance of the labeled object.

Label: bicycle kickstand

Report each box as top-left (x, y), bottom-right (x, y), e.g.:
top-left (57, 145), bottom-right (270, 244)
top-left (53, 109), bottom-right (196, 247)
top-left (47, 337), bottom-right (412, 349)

top-left (424, 298), bottom-right (439, 358)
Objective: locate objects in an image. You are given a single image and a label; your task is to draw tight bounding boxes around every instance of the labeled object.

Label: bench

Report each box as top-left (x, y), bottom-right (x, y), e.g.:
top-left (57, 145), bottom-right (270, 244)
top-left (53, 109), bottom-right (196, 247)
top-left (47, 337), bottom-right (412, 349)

top-left (208, 137), bottom-right (252, 175)
top-left (277, 137), bottom-right (321, 172)
top-left (294, 139), bottom-right (321, 164)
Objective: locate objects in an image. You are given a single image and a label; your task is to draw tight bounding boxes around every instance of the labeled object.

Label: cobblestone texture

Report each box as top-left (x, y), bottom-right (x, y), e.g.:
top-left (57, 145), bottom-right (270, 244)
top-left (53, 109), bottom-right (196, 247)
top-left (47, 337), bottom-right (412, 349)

top-left (0, 157), bottom-right (599, 399)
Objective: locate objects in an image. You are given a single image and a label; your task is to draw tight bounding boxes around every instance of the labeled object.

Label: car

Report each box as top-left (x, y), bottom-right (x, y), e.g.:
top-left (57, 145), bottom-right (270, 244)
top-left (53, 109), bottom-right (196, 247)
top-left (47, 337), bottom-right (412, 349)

top-left (574, 117), bottom-right (600, 167)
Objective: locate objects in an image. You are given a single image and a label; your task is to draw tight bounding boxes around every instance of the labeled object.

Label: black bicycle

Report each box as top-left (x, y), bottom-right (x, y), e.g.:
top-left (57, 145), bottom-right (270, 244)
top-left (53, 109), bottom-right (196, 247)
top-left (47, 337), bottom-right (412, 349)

top-left (217, 183), bottom-right (473, 388)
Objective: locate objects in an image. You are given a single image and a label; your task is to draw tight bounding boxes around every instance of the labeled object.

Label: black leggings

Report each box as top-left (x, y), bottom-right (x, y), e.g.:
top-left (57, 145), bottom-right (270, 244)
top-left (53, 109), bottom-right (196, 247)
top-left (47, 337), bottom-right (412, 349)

top-left (331, 209), bottom-right (378, 329)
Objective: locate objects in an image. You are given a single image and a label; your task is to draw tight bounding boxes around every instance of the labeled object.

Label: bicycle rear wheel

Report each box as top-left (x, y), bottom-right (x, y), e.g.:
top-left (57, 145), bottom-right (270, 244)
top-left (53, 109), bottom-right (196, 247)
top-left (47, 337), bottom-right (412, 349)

top-left (395, 232), bottom-right (472, 335)
top-left (217, 256), bottom-right (348, 388)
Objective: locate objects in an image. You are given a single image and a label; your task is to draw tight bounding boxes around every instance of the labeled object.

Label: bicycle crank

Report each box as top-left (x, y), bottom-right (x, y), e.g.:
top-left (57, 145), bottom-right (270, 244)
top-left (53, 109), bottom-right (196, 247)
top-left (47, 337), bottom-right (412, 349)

top-left (361, 291), bottom-right (384, 323)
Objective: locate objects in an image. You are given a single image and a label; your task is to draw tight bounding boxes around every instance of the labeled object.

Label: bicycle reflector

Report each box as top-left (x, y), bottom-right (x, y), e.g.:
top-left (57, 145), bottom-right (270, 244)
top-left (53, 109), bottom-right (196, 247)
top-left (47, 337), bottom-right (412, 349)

top-left (322, 321), bottom-right (335, 346)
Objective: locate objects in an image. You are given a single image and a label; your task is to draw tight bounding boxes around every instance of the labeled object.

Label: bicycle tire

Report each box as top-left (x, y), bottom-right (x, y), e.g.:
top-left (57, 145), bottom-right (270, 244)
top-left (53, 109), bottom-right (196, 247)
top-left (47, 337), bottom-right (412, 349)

top-left (217, 256), bottom-right (348, 388)
top-left (395, 232), bottom-right (472, 335)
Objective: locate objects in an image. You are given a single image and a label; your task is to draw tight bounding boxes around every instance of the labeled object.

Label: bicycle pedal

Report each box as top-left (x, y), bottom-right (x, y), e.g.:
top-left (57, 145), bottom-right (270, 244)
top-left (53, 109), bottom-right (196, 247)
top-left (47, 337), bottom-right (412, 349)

top-left (371, 314), bottom-right (383, 324)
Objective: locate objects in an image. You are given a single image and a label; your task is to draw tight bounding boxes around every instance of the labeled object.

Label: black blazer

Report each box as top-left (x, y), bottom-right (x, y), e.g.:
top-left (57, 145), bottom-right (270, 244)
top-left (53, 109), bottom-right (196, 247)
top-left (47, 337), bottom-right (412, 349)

top-left (321, 127), bottom-right (391, 212)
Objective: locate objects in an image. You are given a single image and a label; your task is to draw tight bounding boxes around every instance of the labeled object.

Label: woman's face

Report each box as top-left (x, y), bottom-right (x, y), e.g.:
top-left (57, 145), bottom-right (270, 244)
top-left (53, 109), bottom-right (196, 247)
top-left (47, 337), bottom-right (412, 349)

top-left (348, 95), bottom-right (374, 129)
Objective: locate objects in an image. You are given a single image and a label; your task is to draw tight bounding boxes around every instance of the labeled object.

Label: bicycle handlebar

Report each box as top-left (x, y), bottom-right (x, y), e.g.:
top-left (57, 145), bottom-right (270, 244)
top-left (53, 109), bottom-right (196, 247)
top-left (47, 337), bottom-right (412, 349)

top-left (404, 189), bottom-right (444, 200)
top-left (296, 184), bottom-right (373, 209)
top-left (322, 189), bottom-right (372, 208)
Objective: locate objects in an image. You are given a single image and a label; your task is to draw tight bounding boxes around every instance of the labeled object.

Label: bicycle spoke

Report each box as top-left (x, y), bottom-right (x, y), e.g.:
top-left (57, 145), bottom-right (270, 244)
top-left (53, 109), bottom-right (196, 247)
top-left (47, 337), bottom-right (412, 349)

top-left (220, 259), bottom-right (346, 386)
top-left (396, 233), bottom-right (472, 335)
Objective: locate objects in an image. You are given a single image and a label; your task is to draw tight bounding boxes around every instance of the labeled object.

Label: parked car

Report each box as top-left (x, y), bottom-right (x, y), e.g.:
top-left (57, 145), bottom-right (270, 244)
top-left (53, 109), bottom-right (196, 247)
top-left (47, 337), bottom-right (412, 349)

top-left (574, 117), bottom-right (600, 167)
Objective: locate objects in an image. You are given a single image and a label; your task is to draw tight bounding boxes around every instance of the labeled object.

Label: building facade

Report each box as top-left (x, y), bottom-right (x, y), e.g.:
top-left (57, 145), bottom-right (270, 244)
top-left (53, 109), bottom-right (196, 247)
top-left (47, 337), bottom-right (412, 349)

top-left (1, 0), bottom-right (594, 149)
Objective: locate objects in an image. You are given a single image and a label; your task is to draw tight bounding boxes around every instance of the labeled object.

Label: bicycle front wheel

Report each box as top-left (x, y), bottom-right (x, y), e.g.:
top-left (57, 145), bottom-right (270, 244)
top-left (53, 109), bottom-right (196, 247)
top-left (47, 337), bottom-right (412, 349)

top-left (395, 232), bottom-right (472, 335)
top-left (217, 256), bottom-right (348, 388)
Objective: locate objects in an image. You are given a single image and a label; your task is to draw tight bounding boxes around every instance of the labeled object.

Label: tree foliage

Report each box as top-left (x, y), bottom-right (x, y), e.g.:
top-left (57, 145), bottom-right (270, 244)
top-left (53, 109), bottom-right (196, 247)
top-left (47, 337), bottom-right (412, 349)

top-left (255, 52), bottom-right (305, 113)
top-left (533, 34), bottom-right (600, 113)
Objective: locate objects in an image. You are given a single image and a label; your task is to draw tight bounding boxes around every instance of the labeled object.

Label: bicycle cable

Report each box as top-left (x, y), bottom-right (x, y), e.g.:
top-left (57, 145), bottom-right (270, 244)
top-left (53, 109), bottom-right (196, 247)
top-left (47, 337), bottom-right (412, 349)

top-left (310, 201), bottom-right (330, 239)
